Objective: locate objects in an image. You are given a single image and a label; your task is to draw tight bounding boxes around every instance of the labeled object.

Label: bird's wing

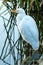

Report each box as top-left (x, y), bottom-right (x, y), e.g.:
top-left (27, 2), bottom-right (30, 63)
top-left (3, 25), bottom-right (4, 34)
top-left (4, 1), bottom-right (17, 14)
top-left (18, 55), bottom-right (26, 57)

top-left (18, 15), bottom-right (39, 50)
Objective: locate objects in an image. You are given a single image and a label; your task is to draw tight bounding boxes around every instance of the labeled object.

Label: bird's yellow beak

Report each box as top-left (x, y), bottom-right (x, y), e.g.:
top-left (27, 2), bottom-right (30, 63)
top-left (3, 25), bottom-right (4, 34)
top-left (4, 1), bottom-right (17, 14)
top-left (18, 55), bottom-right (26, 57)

top-left (10, 10), bottom-right (16, 13)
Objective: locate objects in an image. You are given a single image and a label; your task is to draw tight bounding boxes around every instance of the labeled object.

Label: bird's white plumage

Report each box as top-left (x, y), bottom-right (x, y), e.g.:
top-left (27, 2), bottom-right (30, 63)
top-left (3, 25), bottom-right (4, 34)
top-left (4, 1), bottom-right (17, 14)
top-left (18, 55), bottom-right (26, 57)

top-left (16, 8), bottom-right (39, 50)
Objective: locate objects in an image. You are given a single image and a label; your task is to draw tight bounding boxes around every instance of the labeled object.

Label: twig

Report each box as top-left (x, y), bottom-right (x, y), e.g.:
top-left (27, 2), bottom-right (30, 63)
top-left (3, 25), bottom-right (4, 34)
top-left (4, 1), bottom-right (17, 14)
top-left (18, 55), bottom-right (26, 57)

top-left (0, 56), bottom-right (11, 65)
top-left (0, 15), bottom-right (9, 21)
top-left (3, 38), bottom-right (20, 60)
top-left (0, 9), bottom-right (8, 15)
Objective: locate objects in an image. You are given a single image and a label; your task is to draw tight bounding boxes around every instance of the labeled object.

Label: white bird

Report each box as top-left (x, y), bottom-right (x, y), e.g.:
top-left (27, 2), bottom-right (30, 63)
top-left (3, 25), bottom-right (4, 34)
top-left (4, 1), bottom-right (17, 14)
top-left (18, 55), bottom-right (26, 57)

top-left (11, 8), bottom-right (39, 50)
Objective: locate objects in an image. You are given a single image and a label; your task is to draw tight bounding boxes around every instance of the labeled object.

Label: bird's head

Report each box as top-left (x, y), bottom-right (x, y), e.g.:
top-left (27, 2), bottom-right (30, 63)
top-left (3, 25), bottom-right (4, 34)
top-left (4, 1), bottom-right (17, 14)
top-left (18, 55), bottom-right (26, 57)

top-left (11, 8), bottom-right (26, 25)
top-left (11, 8), bottom-right (26, 41)
top-left (11, 8), bottom-right (25, 15)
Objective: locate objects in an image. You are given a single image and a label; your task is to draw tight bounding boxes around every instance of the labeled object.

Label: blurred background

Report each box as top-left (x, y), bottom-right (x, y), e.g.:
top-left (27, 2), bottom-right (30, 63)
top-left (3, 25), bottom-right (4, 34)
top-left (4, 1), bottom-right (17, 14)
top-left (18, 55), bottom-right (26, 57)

top-left (0, 0), bottom-right (43, 65)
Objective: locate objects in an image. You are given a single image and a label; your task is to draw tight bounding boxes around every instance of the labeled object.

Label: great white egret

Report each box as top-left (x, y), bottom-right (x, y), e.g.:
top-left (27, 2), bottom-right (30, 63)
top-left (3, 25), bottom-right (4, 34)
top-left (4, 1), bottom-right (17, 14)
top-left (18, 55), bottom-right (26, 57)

top-left (11, 8), bottom-right (39, 50)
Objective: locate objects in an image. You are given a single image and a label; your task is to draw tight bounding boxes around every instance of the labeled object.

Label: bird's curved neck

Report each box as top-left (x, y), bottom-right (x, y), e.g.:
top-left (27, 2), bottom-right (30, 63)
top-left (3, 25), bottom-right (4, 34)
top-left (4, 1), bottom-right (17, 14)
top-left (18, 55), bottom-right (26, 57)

top-left (16, 13), bottom-right (26, 25)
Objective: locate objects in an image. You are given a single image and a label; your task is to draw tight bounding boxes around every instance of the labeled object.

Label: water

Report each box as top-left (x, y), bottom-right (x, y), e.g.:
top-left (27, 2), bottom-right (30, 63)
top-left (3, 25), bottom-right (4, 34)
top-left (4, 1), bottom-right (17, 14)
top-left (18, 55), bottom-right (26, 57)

top-left (0, 5), bottom-right (20, 65)
top-left (0, 5), bottom-right (14, 65)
